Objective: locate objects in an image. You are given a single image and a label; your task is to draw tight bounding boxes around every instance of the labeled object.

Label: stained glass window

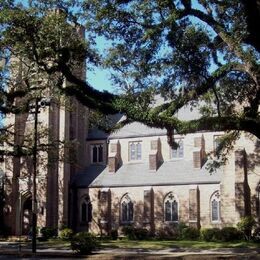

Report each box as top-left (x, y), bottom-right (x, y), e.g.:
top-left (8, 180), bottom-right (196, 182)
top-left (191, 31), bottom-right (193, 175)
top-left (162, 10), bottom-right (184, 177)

top-left (211, 191), bottom-right (220, 222)
top-left (164, 193), bottom-right (179, 222)
top-left (121, 194), bottom-right (134, 223)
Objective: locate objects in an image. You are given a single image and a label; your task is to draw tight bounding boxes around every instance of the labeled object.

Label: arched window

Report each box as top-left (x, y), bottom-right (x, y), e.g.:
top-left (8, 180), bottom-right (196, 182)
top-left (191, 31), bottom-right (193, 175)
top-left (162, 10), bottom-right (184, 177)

top-left (80, 196), bottom-right (92, 223)
top-left (121, 194), bottom-right (134, 223)
top-left (164, 193), bottom-right (178, 222)
top-left (91, 144), bottom-right (104, 163)
top-left (211, 191), bottom-right (221, 222)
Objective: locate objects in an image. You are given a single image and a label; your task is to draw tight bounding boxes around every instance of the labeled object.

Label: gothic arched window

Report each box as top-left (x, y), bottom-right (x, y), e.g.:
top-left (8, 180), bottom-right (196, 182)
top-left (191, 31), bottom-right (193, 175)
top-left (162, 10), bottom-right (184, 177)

top-left (211, 191), bottom-right (221, 222)
top-left (121, 194), bottom-right (134, 223)
top-left (80, 196), bottom-right (92, 223)
top-left (164, 193), bottom-right (179, 222)
top-left (91, 144), bottom-right (104, 164)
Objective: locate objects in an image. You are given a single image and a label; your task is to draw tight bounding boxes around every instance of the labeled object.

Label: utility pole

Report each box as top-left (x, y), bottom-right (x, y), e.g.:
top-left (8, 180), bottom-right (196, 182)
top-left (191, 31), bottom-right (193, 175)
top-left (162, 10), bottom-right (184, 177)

top-left (32, 97), bottom-right (39, 254)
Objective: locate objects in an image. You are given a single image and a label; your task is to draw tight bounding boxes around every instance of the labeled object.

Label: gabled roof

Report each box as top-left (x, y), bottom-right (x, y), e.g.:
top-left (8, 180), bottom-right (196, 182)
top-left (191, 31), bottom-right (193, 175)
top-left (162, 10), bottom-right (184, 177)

top-left (88, 103), bottom-right (203, 140)
top-left (71, 160), bottom-right (222, 188)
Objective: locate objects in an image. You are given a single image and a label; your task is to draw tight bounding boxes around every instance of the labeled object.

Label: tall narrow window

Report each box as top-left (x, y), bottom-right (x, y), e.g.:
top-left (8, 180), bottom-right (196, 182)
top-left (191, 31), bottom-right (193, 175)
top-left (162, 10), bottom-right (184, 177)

top-left (129, 142), bottom-right (142, 161)
top-left (211, 191), bottom-right (220, 222)
top-left (171, 139), bottom-right (184, 158)
top-left (164, 193), bottom-right (179, 222)
top-left (80, 196), bottom-right (92, 223)
top-left (91, 144), bottom-right (104, 163)
top-left (121, 194), bottom-right (134, 223)
top-left (81, 202), bottom-right (87, 222)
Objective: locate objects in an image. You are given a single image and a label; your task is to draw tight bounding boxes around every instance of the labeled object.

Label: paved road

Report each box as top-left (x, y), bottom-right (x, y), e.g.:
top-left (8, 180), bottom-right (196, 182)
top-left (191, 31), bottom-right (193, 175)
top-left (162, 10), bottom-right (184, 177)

top-left (0, 241), bottom-right (259, 259)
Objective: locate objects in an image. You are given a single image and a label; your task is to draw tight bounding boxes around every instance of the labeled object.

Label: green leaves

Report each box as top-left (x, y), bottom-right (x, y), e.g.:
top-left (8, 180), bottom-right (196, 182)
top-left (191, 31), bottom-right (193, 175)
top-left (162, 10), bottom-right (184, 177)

top-left (0, 0), bottom-right (259, 149)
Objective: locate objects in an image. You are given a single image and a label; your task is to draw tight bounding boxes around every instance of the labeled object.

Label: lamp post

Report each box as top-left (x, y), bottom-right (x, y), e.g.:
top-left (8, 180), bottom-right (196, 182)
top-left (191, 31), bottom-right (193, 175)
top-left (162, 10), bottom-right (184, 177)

top-left (30, 97), bottom-right (51, 254)
top-left (18, 183), bottom-right (25, 255)
top-left (0, 170), bottom-right (4, 234)
top-left (32, 97), bottom-right (39, 254)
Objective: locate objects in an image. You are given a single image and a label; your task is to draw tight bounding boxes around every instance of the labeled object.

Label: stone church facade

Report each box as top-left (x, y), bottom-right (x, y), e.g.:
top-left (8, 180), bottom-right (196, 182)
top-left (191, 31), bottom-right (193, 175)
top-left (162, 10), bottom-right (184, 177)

top-left (1, 96), bottom-right (260, 236)
top-left (2, 94), bottom-right (88, 236)
top-left (71, 111), bottom-right (260, 236)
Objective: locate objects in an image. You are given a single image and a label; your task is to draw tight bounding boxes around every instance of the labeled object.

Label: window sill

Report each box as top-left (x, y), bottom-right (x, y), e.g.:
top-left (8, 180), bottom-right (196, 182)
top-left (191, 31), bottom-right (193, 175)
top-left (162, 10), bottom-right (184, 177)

top-left (121, 221), bottom-right (134, 225)
top-left (211, 220), bottom-right (221, 224)
top-left (164, 220), bottom-right (179, 224)
top-left (128, 160), bottom-right (142, 164)
top-left (169, 158), bottom-right (184, 161)
top-left (127, 161), bottom-right (144, 165)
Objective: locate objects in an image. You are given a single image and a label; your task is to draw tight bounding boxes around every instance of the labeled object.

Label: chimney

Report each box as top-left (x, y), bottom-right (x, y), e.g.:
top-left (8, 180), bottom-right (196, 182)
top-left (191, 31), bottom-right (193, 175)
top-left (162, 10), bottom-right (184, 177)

top-left (108, 141), bottom-right (120, 173)
top-left (193, 135), bottom-right (206, 169)
top-left (149, 138), bottom-right (161, 171)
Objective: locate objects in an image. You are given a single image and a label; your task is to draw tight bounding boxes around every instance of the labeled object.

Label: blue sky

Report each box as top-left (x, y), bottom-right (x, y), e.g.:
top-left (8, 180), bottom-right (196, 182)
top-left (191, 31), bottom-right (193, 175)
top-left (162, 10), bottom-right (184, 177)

top-left (16, 0), bottom-right (209, 93)
top-left (87, 64), bottom-right (114, 93)
top-left (16, 0), bottom-right (114, 92)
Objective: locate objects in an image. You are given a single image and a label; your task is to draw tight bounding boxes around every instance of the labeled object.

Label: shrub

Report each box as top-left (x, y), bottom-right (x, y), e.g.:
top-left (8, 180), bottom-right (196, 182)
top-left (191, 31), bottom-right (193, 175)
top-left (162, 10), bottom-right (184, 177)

top-left (122, 225), bottom-right (135, 239)
top-left (40, 227), bottom-right (57, 240)
top-left (220, 227), bottom-right (242, 241)
top-left (122, 226), bottom-right (149, 240)
top-left (200, 228), bottom-right (221, 242)
top-left (71, 232), bottom-right (100, 255)
top-left (59, 228), bottom-right (73, 241)
top-left (177, 222), bottom-right (188, 236)
top-left (252, 227), bottom-right (260, 242)
top-left (181, 227), bottom-right (200, 240)
top-left (154, 224), bottom-right (180, 240)
top-left (0, 226), bottom-right (11, 238)
top-left (110, 229), bottom-right (118, 240)
top-left (134, 228), bottom-right (149, 240)
top-left (237, 216), bottom-right (256, 240)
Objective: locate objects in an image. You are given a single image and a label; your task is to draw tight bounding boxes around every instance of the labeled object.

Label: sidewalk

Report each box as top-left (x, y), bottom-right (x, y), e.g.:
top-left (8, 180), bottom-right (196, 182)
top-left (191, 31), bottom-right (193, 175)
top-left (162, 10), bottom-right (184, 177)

top-left (0, 241), bottom-right (259, 259)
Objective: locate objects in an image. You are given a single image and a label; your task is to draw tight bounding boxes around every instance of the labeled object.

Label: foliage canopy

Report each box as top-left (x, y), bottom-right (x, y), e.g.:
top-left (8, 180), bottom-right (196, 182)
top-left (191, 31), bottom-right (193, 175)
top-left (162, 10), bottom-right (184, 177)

top-left (0, 0), bottom-right (259, 153)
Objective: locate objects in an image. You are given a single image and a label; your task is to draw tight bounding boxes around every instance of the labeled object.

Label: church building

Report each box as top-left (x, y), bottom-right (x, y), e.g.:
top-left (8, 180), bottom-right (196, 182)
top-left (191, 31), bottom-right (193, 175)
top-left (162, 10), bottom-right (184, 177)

top-left (71, 107), bottom-right (260, 236)
top-left (1, 73), bottom-right (259, 237)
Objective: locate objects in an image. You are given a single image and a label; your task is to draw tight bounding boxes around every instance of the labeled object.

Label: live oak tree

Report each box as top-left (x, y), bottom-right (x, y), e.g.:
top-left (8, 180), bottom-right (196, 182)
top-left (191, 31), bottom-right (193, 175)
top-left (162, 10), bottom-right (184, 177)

top-left (82, 0), bottom-right (260, 142)
top-left (0, 0), bottom-right (259, 154)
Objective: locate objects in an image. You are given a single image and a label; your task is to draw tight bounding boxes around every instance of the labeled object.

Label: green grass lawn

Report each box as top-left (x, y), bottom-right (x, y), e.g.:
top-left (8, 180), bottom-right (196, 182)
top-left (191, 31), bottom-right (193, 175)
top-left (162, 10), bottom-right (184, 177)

top-left (11, 238), bottom-right (259, 250)
top-left (100, 239), bottom-right (260, 250)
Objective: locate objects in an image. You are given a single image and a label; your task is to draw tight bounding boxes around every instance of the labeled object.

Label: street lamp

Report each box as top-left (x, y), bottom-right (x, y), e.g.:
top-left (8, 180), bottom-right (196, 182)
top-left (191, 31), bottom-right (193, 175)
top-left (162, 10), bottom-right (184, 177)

top-left (0, 169), bottom-right (4, 233)
top-left (29, 97), bottom-right (51, 254)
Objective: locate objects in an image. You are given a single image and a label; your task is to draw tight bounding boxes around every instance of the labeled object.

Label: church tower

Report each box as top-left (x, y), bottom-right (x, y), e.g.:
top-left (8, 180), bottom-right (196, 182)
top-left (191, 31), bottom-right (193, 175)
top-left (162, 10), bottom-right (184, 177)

top-left (3, 26), bottom-right (88, 236)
